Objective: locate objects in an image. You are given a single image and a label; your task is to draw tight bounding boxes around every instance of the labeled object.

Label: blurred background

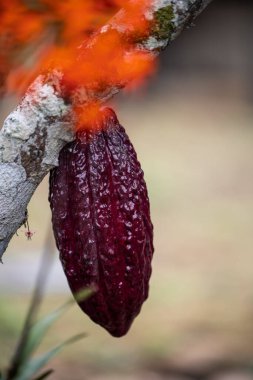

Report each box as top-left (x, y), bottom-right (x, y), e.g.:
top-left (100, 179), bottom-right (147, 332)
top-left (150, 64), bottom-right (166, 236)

top-left (1, 0), bottom-right (253, 379)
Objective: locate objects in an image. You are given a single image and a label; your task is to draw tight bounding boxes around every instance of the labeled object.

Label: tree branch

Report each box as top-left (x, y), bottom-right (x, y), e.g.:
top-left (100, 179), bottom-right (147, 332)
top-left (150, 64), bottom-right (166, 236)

top-left (0, 0), bottom-right (213, 260)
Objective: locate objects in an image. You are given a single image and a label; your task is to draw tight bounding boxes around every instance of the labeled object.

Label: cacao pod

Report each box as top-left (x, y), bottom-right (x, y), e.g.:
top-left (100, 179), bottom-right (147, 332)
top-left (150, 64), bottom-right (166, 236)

top-left (49, 108), bottom-right (153, 337)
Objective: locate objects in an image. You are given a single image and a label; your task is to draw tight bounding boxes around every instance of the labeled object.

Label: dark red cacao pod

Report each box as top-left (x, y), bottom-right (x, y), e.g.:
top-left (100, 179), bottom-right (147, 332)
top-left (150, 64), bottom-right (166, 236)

top-left (49, 108), bottom-right (154, 337)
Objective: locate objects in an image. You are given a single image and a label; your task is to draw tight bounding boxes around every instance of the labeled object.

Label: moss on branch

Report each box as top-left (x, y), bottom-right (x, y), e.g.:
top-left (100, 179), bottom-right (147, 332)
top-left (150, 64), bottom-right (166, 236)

top-left (152, 5), bottom-right (175, 41)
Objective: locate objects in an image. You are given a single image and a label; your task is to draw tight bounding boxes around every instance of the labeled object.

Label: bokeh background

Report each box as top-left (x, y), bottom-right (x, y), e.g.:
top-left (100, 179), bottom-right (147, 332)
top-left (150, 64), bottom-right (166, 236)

top-left (1, 0), bottom-right (253, 379)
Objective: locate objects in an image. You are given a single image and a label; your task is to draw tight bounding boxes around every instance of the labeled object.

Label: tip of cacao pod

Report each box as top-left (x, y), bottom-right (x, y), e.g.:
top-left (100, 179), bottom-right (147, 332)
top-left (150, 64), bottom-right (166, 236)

top-left (109, 326), bottom-right (131, 338)
top-left (77, 291), bottom-right (142, 338)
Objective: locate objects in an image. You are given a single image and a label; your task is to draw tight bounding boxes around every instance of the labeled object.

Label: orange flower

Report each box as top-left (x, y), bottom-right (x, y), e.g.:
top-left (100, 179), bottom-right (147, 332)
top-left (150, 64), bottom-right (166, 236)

top-left (1, 0), bottom-right (155, 97)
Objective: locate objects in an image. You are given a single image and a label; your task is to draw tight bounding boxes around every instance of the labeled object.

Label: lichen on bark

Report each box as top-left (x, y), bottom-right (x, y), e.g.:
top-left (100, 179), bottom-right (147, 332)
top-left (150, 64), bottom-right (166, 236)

top-left (152, 5), bottom-right (174, 42)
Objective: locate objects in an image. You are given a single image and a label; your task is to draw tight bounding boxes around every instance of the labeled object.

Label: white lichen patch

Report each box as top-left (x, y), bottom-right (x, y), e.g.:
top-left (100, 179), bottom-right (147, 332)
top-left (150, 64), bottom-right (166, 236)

top-left (0, 73), bottom-right (75, 257)
top-left (0, 164), bottom-right (26, 192)
top-left (152, 0), bottom-right (173, 12)
top-left (141, 36), bottom-right (168, 51)
top-left (0, 165), bottom-right (28, 208)
top-left (43, 121), bottom-right (74, 167)
top-left (3, 110), bottom-right (37, 141)
top-left (100, 25), bottom-right (110, 34)
top-left (31, 80), bottom-right (69, 118)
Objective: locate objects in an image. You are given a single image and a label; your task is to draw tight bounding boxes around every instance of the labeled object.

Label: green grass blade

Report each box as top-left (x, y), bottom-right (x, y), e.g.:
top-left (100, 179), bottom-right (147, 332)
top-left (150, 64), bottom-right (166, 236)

top-left (20, 287), bottom-right (93, 364)
top-left (6, 228), bottom-right (56, 380)
top-left (74, 287), bottom-right (96, 304)
top-left (32, 369), bottom-right (54, 380)
top-left (17, 333), bottom-right (86, 380)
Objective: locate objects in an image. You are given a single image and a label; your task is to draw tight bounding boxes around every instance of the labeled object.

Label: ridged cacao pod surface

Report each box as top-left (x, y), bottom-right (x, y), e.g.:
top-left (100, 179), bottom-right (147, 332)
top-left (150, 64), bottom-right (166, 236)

top-left (49, 108), bottom-right (154, 337)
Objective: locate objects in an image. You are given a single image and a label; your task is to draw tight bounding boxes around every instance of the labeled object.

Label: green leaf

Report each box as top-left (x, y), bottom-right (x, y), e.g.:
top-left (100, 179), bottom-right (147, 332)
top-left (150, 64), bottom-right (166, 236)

top-left (32, 369), bottom-right (54, 380)
top-left (7, 287), bottom-right (93, 380)
top-left (0, 370), bottom-right (7, 380)
top-left (19, 287), bottom-right (93, 364)
top-left (74, 287), bottom-right (96, 304)
top-left (17, 333), bottom-right (86, 380)
top-left (20, 305), bottom-right (68, 364)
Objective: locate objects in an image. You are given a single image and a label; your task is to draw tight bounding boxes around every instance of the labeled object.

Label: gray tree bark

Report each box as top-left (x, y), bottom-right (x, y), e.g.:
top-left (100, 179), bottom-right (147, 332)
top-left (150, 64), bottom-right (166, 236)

top-left (0, 0), bottom-right (213, 259)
